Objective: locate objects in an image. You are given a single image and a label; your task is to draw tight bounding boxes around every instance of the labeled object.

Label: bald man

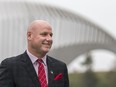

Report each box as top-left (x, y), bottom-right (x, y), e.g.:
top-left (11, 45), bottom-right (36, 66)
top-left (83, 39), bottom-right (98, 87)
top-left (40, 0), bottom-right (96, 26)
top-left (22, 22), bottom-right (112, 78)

top-left (0, 20), bottom-right (69, 87)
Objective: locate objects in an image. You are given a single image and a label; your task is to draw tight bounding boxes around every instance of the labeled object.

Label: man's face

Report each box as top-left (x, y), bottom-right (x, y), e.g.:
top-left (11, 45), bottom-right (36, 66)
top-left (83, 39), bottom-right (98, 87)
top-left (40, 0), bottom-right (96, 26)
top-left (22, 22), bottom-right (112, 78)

top-left (28, 24), bottom-right (53, 55)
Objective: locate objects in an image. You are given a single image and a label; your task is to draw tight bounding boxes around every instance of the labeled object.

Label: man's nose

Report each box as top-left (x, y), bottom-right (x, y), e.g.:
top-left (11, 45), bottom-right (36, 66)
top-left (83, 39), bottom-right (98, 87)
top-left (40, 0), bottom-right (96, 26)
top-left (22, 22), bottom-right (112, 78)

top-left (46, 35), bottom-right (52, 41)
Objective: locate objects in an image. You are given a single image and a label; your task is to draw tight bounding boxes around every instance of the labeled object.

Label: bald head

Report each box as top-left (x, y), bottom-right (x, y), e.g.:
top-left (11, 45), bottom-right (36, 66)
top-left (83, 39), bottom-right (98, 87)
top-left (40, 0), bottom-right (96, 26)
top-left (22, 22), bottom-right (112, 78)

top-left (27, 20), bottom-right (52, 32)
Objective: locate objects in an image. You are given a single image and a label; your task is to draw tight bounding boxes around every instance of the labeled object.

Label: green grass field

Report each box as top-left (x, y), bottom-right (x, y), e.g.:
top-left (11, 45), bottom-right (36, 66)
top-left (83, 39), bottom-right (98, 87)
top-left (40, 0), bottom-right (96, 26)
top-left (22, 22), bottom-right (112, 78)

top-left (69, 72), bottom-right (115, 87)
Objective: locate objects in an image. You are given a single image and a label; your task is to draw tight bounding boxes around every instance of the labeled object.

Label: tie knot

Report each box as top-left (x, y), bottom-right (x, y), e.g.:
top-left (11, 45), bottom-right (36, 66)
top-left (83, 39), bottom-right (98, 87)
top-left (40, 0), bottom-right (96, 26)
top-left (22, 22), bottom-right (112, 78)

top-left (38, 59), bottom-right (43, 63)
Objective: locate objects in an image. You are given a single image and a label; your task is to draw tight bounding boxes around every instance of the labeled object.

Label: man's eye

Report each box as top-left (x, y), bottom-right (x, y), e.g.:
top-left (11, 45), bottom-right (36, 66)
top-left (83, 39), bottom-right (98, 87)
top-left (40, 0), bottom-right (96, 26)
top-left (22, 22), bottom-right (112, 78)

top-left (41, 33), bottom-right (47, 36)
top-left (50, 33), bottom-right (53, 37)
top-left (40, 32), bottom-right (53, 37)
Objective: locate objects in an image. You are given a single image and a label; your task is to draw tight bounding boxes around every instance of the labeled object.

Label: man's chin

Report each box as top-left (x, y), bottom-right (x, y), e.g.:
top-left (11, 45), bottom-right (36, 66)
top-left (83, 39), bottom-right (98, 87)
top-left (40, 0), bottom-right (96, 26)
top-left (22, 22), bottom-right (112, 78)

top-left (43, 49), bottom-right (50, 53)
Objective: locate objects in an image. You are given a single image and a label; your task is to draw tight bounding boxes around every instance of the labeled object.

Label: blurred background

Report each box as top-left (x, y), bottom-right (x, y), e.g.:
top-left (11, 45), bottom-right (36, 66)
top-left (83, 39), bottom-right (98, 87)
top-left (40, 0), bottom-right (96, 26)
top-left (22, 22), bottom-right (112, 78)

top-left (0, 0), bottom-right (116, 87)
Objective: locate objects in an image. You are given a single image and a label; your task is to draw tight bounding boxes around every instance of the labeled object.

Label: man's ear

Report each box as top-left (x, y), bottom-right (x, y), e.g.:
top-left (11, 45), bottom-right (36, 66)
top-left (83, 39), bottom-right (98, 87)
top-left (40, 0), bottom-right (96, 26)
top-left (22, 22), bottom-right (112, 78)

top-left (27, 32), bottom-right (32, 40)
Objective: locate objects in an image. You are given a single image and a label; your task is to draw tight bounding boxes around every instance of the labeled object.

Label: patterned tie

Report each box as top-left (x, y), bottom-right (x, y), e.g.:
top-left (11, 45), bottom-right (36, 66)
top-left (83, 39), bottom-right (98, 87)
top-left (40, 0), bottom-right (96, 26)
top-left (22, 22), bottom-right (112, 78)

top-left (38, 59), bottom-right (47, 87)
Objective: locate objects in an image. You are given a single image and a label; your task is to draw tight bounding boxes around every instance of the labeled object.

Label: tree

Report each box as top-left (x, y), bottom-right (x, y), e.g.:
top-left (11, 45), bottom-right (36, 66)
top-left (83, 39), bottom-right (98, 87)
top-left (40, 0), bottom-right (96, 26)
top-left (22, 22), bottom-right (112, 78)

top-left (81, 52), bottom-right (98, 87)
top-left (107, 58), bottom-right (116, 87)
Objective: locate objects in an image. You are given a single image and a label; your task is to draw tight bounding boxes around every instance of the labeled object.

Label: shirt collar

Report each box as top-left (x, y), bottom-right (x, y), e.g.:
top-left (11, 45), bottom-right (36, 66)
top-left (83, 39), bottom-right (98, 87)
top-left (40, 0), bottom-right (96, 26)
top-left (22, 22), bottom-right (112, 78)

top-left (26, 50), bottom-right (47, 66)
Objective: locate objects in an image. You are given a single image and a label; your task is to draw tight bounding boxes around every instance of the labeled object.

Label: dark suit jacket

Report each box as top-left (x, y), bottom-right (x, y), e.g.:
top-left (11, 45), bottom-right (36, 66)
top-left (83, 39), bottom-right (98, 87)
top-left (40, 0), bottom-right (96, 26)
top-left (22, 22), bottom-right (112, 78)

top-left (0, 52), bottom-right (69, 87)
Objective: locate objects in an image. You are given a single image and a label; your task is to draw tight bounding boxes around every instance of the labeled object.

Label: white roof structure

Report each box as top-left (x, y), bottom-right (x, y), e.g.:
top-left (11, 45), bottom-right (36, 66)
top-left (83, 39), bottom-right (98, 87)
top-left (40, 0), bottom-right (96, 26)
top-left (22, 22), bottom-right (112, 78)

top-left (0, 0), bottom-right (116, 64)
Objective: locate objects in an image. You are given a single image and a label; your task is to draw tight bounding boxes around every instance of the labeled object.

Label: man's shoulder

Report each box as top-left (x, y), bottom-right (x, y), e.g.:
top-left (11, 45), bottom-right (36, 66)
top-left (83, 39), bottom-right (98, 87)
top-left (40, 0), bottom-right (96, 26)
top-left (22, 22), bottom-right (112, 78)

top-left (47, 55), bottom-right (66, 66)
top-left (0, 52), bottom-right (25, 65)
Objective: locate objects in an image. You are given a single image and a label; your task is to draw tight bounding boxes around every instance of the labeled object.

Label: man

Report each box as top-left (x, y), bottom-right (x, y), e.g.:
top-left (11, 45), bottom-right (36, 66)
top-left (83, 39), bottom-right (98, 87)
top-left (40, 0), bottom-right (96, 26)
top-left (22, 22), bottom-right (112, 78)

top-left (0, 20), bottom-right (69, 87)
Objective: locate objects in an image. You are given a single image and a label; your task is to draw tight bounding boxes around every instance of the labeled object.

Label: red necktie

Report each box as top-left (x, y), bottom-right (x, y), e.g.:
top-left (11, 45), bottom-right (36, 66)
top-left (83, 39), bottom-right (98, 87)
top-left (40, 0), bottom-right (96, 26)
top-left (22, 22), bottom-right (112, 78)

top-left (38, 59), bottom-right (47, 87)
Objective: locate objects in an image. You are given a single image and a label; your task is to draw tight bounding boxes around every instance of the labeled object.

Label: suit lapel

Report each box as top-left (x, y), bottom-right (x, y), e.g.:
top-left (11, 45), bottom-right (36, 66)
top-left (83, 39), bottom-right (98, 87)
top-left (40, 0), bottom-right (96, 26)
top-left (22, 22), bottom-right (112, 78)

top-left (47, 56), bottom-right (56, 87)
top-left (21, 52), bottom-right (41, 87)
